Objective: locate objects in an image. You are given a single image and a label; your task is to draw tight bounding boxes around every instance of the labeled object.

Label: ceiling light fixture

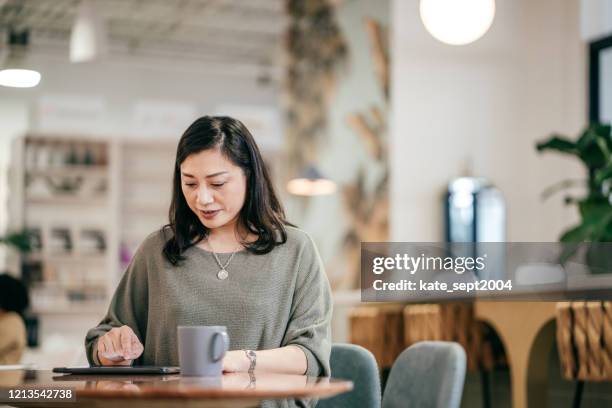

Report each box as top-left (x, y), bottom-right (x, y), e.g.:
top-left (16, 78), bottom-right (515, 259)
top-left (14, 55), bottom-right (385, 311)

top-left (419, 0), bottom-right (495, 46)
top-left (287, 165), bottom-right (337, 196)
top-left (70, 0), bottom-right (108, 63)
top-left (0, 29), bottom-right (41, 88)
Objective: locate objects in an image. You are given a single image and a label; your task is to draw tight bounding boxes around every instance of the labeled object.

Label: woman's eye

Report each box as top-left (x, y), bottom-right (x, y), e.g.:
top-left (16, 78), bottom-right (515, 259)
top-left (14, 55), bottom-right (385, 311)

top-left (184, 183), bottom-right (197, 188)
top-left (211, 183), bottom-right (225, 187)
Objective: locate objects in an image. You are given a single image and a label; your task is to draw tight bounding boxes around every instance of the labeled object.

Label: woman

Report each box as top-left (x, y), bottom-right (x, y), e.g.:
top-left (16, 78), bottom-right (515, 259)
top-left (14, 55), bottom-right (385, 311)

top-left (0, 273), bottom-right (29, 365)
top-left (85, 116), bottom-right (332, 379)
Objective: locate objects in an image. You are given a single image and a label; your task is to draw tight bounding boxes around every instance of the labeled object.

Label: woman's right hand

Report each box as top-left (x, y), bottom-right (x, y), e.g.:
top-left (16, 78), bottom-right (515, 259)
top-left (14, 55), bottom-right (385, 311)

top-left (96, 325), bottom-right (144, 366)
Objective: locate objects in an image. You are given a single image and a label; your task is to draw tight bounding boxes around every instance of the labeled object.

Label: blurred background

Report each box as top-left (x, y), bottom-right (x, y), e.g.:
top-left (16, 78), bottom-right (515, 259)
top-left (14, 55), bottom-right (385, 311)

top-left (0, 0), bottom-right (611, 406)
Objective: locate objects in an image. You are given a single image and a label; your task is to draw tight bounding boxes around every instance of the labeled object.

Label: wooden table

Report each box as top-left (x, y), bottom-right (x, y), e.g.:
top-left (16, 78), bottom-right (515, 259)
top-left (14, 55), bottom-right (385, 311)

top-left (474, 301), bottom-right (557, 408)
top-left (0, 369), bottom-right (353, 407)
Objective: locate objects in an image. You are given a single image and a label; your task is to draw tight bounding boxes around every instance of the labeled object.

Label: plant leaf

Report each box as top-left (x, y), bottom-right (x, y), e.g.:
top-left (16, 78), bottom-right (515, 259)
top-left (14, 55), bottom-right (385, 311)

top-left (592, 123), bottom-right (612, 148)
top-left (578, 199), bottom-right (612, 241)
top-left (594, 162), bottom-right (612, 185)
top-left (559, 224), bottom-right (590, 265)
top-left (0, 231), bottom-right (32, 252)
top-left (560, 223), bottom-right (592, 242)
top-left (541, 179), bottom-right (586, 200)
top-left (536, 135), bottom-right (578, 155)
top-left (559, 242), bottom-right (582, 265)
top-left (577, 132), bottom-right (608, 168)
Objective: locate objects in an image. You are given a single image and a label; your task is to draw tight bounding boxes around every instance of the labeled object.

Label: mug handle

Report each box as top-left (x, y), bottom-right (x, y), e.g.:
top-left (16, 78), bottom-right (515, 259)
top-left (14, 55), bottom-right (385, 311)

top-left (211, 331), bottom-right (230, 362)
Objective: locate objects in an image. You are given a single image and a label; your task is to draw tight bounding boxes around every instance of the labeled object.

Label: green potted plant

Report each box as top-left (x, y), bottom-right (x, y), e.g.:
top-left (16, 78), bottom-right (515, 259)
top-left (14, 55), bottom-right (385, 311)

top-left (536, 123), bottom-right (612, 269)
top-left (0, 231), bottom-right (32, 253)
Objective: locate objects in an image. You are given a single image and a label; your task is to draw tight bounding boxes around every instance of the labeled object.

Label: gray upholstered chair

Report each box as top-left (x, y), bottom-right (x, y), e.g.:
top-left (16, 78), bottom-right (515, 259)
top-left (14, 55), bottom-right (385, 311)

top-left (318, 343), bottom-right (382, 408)
top-left (382, 341), bottom-right (467, 408)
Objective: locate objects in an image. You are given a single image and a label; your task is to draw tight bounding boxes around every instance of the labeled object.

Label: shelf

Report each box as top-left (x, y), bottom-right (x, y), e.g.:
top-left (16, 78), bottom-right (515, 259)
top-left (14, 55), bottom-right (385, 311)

top-left (26, 253), bottom-right (107, 263)
top-left (26, 196), bottom-right (108, 206)
top-left (31, 280), bottom-right (107, 289)
top-left (122, 205), bottom-right (168, 214)
top-left (30, 302), bottom-right (108, 315)
top-left (121, 173), bottom-right (172, 182)
top-left (26, 166), bottom-right (108, 177)
top-left (122, 140), bottom-right (176, 150)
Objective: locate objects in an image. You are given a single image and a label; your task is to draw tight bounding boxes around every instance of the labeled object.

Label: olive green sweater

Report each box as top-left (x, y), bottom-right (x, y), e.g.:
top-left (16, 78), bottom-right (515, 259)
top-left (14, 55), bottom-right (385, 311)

top-left (85, 226), bottom-right (332, 381)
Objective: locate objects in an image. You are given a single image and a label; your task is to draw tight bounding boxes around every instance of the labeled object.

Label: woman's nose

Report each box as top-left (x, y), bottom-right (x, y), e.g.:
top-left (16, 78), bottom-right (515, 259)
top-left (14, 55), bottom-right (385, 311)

top-left (197, 187), bottom-right (214, 205)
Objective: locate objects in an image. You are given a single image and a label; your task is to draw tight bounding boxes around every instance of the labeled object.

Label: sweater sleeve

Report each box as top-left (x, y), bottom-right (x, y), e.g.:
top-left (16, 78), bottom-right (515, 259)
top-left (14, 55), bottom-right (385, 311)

top-left (84, 243), bottom-right (149, 366)
top-left (281, 233), bottom-right (333, 377)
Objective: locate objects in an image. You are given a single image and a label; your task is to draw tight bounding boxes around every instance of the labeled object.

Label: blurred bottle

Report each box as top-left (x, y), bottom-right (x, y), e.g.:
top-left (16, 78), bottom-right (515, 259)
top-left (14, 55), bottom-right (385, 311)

top-left (83, 144), bottom-right (95, 166)
top-left (445, 177), bottom-right (505, 243)
top-left (445, 177), bottom-right (506, 280)
top-left (66, 143), bottom-right (79, 165)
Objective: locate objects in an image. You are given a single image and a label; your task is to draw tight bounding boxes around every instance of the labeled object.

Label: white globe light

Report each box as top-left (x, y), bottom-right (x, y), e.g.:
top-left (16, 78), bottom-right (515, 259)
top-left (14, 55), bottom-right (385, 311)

top-left (420, 0), bottom-right (496, 45)
top-left (0, 69), bottom-right (41, 88)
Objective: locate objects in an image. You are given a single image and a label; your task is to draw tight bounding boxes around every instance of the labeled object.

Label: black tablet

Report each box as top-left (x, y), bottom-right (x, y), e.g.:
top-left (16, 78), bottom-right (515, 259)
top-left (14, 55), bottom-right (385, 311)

top-left (52, 366), bottom-right (180, 375)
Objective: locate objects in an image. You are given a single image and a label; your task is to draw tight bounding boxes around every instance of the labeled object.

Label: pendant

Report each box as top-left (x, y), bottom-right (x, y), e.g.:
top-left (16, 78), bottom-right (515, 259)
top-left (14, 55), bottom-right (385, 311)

top-left (217, 269), bottom-right (229, 280)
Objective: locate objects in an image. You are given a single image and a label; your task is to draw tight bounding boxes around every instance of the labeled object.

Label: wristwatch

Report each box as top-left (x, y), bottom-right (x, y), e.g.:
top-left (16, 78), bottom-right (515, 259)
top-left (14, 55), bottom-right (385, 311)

top-left (244, 349), bottom-right (256, 373)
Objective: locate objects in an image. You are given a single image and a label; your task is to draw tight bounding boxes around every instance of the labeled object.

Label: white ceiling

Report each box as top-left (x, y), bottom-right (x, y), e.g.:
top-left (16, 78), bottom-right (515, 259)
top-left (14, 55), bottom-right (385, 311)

top-left (0, 0), bottom-right (286, 70)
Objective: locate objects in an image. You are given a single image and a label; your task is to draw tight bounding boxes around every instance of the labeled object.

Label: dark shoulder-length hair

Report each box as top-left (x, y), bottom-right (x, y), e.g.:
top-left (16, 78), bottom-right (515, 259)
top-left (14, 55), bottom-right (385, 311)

top-left (162, 116), bottom-right (293, 265)
top-left (0, 273), bottom-right (29, 318)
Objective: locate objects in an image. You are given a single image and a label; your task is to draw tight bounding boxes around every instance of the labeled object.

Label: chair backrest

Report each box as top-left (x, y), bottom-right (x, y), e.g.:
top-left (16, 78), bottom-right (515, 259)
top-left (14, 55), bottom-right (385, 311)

top-left (318, 343), bottom-right (382, 408)
top-left (382, 341), bottom-right (466, 408)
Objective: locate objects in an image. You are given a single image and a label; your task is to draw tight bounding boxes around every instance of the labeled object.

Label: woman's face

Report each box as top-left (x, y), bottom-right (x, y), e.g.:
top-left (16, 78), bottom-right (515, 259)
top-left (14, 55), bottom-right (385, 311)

top-left (180, 148), bottom-right (247, 232)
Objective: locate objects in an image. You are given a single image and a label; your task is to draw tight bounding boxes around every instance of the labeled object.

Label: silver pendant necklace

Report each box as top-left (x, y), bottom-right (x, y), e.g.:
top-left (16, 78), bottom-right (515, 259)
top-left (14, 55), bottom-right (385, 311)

top-left (207, 239), bottom-right (241, 280)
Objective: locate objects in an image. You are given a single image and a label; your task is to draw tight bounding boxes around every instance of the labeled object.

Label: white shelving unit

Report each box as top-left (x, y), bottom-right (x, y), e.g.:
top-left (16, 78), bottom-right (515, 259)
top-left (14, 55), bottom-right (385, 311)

top-left (10, 135), bottom-right (113, 315)
top-left (9, 134), bottom-right (176, 315)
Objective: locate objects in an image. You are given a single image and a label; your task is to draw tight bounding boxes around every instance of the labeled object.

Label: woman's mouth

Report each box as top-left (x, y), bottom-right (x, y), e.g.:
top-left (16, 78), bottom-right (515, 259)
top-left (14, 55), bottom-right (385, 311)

top-left (199, 209), bottom-right (221, 219)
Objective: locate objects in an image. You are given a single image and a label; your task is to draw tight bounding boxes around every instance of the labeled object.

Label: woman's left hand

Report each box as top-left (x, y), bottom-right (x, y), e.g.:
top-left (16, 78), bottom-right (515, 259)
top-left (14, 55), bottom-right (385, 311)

top-left (222, 350), bottom-right (248, 373)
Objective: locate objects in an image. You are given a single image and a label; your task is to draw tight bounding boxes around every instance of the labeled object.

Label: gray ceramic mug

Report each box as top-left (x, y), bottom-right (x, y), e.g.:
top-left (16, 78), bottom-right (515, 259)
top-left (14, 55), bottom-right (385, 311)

top-left (178, 326), bottom-right (230, 376)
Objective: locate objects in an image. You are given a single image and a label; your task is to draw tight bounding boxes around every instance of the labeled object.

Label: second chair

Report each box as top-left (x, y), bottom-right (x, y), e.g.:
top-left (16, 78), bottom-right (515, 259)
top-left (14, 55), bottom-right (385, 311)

top-left (382, 341), bottom-right (467, 408)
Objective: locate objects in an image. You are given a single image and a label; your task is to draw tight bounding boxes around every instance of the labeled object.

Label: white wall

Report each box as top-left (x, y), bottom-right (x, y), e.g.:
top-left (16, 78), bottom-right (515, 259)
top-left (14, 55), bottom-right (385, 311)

top-left (390, 0), bottom-right (586, 242)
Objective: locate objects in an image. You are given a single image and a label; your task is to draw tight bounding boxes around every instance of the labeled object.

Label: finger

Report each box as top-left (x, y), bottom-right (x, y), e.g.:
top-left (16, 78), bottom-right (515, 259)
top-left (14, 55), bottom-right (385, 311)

top-left (102, 335), bottom-right (115, 355)
top-left (131, 335), bottom-right (143, 347)
top-left (97, 338), bottom-right (106, 362)
top-left (110, 329), bottom-right (126, 355)
top-left (103, 334), bottom-right (124, 361)
top-left (98, 338), bottom-right (106, 353)
top-left (130, 338), bottom-right (144, 358)
top-left (100, 336), bottom-right (123, 362)
top-left (119, 329), bottom-right (132, 358)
